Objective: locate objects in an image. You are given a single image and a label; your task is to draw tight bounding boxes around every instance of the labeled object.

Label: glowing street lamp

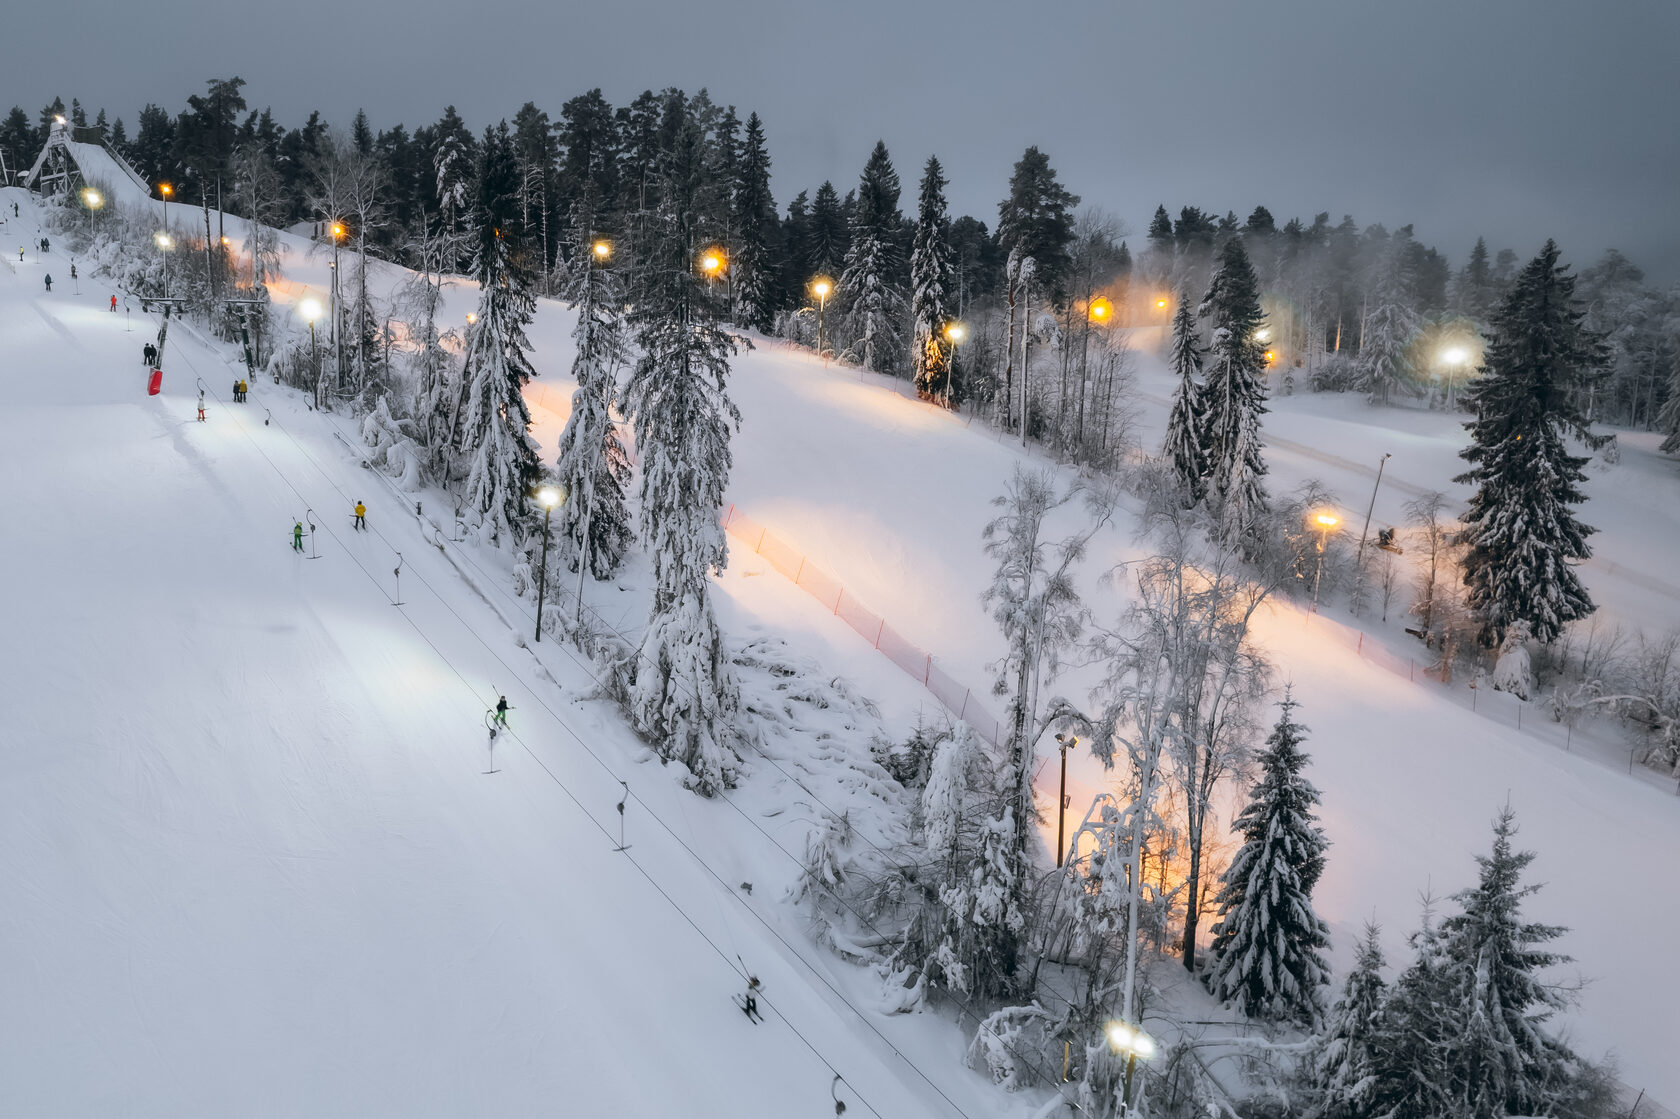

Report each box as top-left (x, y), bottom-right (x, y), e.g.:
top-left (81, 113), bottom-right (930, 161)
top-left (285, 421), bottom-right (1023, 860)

top-left (812, 276), bottom-right (833, 364)
top-left (81, 188), bottom-right (103, 239)
top-left (1154, 295), bottom-right (1169, 314)
top-left (1106, 1020), bottom-right (1157, 1112)
top-left (943, 321), bottom-right (966, 405)
top-left (465, 311), bottom-right (478, 326)
top-left (1088, 297), bottom-right (1113, 325)
top-left (300, 297), bottom-right (323, 401)
top-left (592, 239), bottom-right (612, 262)
top-left (700, 248), bottom-right (725, 277)
top-left (1310, 510), bottom-right (1340, 611)
top-left (154, 232), bottom-right (175, 298)
top-left (1441, 346), bottom-right (1470, 409)
top-left (534, 485), bottom-right (563, 642)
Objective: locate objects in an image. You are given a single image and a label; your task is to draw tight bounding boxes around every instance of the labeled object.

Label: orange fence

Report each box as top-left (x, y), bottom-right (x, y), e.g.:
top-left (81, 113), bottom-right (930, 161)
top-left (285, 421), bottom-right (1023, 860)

top-left (721, 504), bottom-right (1007, 748)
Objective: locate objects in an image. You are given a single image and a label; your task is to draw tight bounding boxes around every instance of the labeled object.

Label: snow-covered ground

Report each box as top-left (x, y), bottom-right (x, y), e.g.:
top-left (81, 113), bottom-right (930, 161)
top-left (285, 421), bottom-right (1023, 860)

top-left (5, 179), bottom-right (1678, 1112)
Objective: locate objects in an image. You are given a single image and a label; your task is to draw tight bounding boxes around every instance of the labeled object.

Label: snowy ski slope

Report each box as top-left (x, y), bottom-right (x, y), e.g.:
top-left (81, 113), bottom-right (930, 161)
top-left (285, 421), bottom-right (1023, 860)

top-left (0, 188), bottom-right (1023, 1118)
top-left (4, 180), bottom-right (1678, 1110)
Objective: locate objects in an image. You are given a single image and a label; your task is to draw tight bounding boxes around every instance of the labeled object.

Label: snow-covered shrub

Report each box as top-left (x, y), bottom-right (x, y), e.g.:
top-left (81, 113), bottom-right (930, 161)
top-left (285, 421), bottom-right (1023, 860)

top-left (873, 718), bottom-right (950, 788)
top-left (964, 1003), bottom-right (1057, 1092)
top-left (1308, 352), bottom-right (1360, 393)
top-left (360, 394), bottom-right (421, 490)
top-left (1490, 620), bottom-right (1535, 700)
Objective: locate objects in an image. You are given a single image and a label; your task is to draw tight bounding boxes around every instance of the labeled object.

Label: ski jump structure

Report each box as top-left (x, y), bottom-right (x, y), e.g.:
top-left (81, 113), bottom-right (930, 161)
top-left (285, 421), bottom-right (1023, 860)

top-left (21, 117), bottom-right (153, 205)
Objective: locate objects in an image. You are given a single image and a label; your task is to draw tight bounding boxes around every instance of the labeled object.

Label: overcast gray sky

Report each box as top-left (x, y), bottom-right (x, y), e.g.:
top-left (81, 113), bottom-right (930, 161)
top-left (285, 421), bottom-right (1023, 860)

top-left (9, 0), bottom-right (1678, 282)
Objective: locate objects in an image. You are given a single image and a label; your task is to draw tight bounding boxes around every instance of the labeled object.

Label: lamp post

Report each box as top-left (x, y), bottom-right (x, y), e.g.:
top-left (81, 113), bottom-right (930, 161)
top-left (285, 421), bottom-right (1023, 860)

top-left (943, 321), bottom-right (965, 408)
top-left (1053, 732), bottom-right (1078, 867)
top-left (700, 247), bottom-right (726, 314)
top-left (535, 486), bottom-right (561, 642)
top-left (154, 232), bottom-right (174, 299)
top-left (811, 276), bottom-right (832, 364)
top-left (330, 222), bottom-right (345, 393)
top-left (1441, 346), bottom-right (1469, 410)
top-left (1105, 1020), bottom-right (1157, 1115)
top-left (1356, 452), bottom-right (1392, 569)
top-left (1311, 511), bottom-right (1340, 611)
top-left (81, 188), bottom-right (103, 240)
top-left (300, 298), bottom-right (322, 406)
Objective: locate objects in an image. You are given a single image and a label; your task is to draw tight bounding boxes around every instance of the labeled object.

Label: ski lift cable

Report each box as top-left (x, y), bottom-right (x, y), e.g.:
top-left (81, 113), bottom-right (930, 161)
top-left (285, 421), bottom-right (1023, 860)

top-left (185, 332), bottom-right (1072, 1116)
top-left (174, 346), bottom-right (905, 1119)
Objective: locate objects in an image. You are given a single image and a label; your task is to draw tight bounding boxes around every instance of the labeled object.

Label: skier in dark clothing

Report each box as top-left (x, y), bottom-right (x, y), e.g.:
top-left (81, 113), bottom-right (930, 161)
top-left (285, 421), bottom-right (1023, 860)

top-left (143, 343), bottom-right (157, 366)
top-left (70, 263), bottom-right (77, 280)
top-left (493, 696), bottom-right (509, 727)
top-left (40, 238), bottom-right (49, 253)
top-left (43, 275), bottom-right (52, 292)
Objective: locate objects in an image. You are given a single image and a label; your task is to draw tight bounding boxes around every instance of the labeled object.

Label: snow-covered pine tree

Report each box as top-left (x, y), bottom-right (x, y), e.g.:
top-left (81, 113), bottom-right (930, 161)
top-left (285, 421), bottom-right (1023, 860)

top-left (1198, 236), bottom-right (1271, 545)
top-left (432, 106), bottom-right (477, 273)
top-left (807, 180), bottom-right (849, 278)
top-left (1358, 231), bottom-right (1420, 406)
top-left (1369, 899), bottom-right (1454, 1119)
top-left (1307, 922), bottom-right (1387, 1119)
top-left (731, 112), bottom-right (777, 333)
top-left (1455, 240), bottom-right (1608, 644)
top-left (909, 155), bottom-right (953, 399)
top-left (552, 234), bottom-right (632, 580)
top-left (1456, 235), bottom-right (1495, 320)
top-left (457, 122), bottom-right (542, 545)
top-left (621, 113), bottom-right (743, 796)
top-left (838, 141), bottom-right (906, 374)
top-left (1204, 692), bottom-right (1331, 1025)
top-left (1660, 352), bottom-right (1680, 456)
top-left (405, 269), bottom-right (458, 482)
top-left (1162, 290), bottom-right (1208, 505)
top-left (1434, 806), bottom-right (1584, 1118)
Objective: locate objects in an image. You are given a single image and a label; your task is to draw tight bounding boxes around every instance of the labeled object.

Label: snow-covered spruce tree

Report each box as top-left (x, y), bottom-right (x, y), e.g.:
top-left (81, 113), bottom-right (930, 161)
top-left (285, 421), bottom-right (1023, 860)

top-left (1358, 232), bottom-right (1420, 406)
top-left (457, 123), bottom-right (542, 545)
top-left (1369, 898), bottom-right (1455, 1119)
top-left (1306, 922), bottom-right (1386, 1119)
top-left (731, 112), bottom-right (778, 333)
top-left (620, 114), bottom-right (743, 796)
top-left (1434, 807), bottom-right (1586, 1118)
top-left (400, 242), bottom-right (460, 482)
top-left (910, 155), bottom-right (953, 400)
top-left (1204, 692), bottom-right (1331, 1025)
top-left (432, 106), bottom-right (478, 273)
top-left (552, 238), bottom-right (632, 580)
top-left (838, 141), bottom-right (906, 374)
top-left (1455, 240), bottom-right (1608, 644)
top-left (1198, 236), bottom-right (1270, 546)
top-left (1162, 290), bottom-right (1208, 506)
top-left (1659, 350), bottom-right (1680, 455)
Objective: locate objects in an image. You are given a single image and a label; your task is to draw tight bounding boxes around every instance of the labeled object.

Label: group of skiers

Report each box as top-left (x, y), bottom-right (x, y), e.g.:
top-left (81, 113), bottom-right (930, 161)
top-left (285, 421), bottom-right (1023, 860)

top-left (290, 503), bottom-right (369, 550)
top-left (142, 343), bottom-right (158, 367)
top-left (232, 378), bottom-right (250, 403)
